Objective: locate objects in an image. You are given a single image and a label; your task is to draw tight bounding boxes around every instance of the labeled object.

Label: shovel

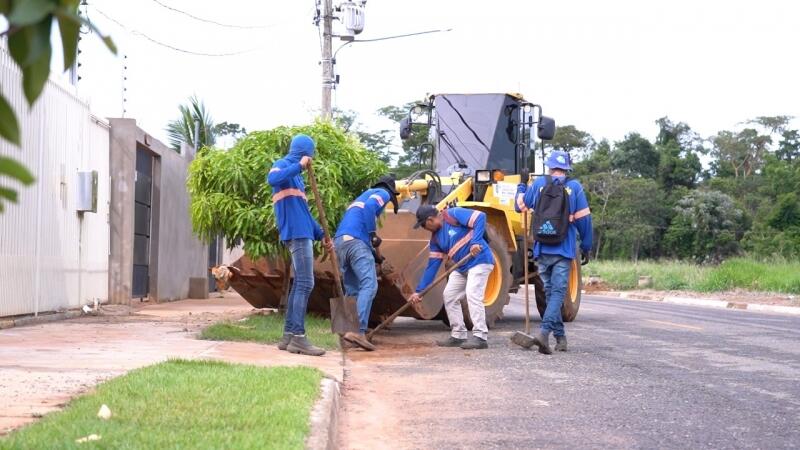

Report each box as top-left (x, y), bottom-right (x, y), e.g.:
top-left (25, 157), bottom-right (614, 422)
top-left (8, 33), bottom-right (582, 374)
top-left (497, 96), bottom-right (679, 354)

top-left (305, 163), bottom-right (359, 335)
top-left (367, 254), bottom-right (472, 340)
top-left (511, 210), bottom-right (537, 349)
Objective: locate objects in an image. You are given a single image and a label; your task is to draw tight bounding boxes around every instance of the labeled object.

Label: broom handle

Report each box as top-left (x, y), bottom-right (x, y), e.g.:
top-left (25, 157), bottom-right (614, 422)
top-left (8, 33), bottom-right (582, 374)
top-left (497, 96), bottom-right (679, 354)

top-left (367, 254), bottom-right (472, 339)
top-left (523, 210), bottom-right (531, 335)
top-left (306, 163), bottom-right (345, 300)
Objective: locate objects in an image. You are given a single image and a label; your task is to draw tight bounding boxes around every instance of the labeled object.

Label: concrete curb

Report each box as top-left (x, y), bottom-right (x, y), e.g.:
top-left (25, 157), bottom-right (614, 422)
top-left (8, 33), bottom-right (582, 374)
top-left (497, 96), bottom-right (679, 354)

top-left (306, 377), bottom-right (341, 450)
top-left (594, 291), bottom-right (800, 316)
top-left (0, 310), bottom-right (83, 330)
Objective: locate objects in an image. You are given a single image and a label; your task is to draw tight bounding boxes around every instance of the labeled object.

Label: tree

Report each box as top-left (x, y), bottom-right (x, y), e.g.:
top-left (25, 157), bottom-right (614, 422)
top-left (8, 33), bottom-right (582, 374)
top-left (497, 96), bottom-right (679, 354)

top-left (1, 1), bottom-right (115, 213)
top-left (776, 130), bottom-right (800, 162)
top-left (654, 117), bottom-right (703, 190)
top-left (213, 122), bottom-right (247, 141)
top-left (333, 109), bottom-right (397, 164)
top-left (572, 139), bottom-right (612, 178)
top-left (599, 178), bottom-right (667, 262)
top-left (610, 133), bottom-right (659, 178)
top-left (710, 128), bottom-right (772, 179)
top-left (187, 121), bottom-right (387, 259)
top-left (544, 125), bottom-right (596, 162)
top-left (664, 190), bottom-right (745, 262)
top-left (166, 96), bottom-right (216, 151)
top-left (377, 103), bottom-right (432, 177)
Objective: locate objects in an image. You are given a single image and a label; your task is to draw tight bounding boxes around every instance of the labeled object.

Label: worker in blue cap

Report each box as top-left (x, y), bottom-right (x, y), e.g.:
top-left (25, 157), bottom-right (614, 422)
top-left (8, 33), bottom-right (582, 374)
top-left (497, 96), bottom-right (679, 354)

top-left (515, 150), bottom-right (593, 354)
top-left (267, 134), bottom-right (332, 356)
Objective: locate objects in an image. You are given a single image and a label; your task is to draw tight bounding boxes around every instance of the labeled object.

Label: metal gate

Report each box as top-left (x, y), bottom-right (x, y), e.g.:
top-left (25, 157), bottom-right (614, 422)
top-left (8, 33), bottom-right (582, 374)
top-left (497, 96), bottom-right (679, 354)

top-left (133, 146), bottom-right (154, 298)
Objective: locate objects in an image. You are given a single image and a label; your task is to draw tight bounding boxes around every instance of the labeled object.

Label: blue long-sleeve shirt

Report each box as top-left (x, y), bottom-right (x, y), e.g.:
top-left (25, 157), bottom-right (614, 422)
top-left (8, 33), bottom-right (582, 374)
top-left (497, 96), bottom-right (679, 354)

top-left (267, 158), bottom-right (324, 242)
top-left (334, 188), bottom-right (392, 246)
top-left (415, 207), bottom-right (494, 293)
top-left (515, 176), bottom-right (593, 259)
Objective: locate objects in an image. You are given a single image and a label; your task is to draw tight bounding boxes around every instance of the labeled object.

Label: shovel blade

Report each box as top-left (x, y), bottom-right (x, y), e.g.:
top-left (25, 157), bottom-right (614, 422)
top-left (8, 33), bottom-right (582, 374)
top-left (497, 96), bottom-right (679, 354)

top-left (330, 296), bottom-right (359, 335)
top-left (510, 331), bottom-right (536, 349)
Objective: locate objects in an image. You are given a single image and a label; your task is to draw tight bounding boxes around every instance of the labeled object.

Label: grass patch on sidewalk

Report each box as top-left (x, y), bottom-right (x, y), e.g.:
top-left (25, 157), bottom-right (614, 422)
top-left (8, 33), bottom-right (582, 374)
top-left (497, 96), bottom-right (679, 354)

top-left (200, 313), bottom-right (339, 350)
top-left (585, 258), bottom-right (800, 294)
top-left (0, 360), bottom-right (322, 450)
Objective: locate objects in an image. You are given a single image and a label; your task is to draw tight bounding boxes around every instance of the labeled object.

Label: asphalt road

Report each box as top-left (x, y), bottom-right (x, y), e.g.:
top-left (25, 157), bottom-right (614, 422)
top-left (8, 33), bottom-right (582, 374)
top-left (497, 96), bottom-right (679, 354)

top-left (339, 294), bottom-right (800, 450)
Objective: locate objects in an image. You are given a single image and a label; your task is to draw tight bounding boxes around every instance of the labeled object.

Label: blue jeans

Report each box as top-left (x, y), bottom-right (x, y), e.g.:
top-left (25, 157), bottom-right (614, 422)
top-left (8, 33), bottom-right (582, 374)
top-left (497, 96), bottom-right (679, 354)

top-left (538, 253), bottom-right (571, 337)
top-left (335, 236), bottom-right (378, 334)
top-left (285, 239), bottom-right (315, 335)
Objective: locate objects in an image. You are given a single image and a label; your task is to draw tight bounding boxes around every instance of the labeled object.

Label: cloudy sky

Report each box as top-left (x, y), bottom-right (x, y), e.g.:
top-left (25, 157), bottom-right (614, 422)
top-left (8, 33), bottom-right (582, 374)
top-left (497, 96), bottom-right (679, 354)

top-left (70, 0), bottom-right (799, 149)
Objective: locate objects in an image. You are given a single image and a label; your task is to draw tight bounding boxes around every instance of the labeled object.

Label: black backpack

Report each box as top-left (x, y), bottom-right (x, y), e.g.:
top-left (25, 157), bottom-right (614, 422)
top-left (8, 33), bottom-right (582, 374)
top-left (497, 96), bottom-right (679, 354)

top-left (531, 176), bottom-right (570, 245)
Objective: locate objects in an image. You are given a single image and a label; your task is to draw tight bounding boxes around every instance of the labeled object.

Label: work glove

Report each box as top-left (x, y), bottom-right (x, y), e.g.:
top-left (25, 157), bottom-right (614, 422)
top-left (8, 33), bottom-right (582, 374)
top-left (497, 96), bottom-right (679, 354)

top-left (370, 232), bottom-right (382, 248)
top-left (580, 249), bottom-right (590, 266)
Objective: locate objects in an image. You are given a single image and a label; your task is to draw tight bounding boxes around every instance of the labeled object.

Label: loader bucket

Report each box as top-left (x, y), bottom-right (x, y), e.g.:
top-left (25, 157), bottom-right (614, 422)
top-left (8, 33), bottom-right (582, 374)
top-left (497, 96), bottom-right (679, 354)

top-left (226, 210), bottom-right (449, 325)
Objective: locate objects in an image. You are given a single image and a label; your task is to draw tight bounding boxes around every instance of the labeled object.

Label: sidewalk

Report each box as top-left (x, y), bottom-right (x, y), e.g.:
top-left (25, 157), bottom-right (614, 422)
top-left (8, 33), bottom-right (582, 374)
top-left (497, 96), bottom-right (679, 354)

top-left (0, 295), bottom-right (343, 434)
top-left (590, 290), bottom-right (800, 315)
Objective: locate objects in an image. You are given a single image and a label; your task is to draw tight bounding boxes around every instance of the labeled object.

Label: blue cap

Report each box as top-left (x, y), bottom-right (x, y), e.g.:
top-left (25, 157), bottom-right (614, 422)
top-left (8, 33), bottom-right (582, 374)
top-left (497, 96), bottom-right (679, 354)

top-left (289, 134), bottom-right (315, 158)
top-left (546, 151), bottom-right (571, 171)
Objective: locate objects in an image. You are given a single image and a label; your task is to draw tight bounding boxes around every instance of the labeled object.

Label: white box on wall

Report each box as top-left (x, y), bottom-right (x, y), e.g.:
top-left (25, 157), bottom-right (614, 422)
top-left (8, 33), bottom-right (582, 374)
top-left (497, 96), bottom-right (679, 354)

top-left (76, 170), bottom-right (98, 213)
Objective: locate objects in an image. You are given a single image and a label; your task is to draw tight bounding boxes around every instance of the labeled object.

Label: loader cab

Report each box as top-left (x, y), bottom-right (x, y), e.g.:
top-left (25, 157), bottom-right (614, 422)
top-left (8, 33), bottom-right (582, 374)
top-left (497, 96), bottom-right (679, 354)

top-left (399, 93), bottom-right (556, 184)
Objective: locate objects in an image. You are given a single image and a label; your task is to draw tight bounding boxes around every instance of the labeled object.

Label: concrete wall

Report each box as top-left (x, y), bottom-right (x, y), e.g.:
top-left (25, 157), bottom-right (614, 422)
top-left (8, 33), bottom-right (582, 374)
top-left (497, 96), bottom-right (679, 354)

top-left (0, 46), bottom-right (110, 317)
top-left (108, 119), bottom-right (208, 304)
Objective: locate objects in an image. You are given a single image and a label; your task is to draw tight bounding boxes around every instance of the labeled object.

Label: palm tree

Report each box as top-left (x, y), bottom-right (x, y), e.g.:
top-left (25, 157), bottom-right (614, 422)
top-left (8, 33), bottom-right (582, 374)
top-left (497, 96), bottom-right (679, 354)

top-left (166, 96), bottom-right (216, 151)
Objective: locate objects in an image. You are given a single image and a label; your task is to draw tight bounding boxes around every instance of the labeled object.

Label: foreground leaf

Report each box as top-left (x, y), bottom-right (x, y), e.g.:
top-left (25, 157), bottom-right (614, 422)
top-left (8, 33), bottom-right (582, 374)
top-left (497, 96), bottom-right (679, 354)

top-left (7, 0), bottom-right (55, 26)
top-left (0, 157), bottom-right (36, 185)
top-left (0, 93), bottom-right (20, 145)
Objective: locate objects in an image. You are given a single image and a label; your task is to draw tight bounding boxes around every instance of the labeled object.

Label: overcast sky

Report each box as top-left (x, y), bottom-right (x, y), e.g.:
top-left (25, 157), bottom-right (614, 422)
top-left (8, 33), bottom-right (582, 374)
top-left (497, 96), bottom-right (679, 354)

top-left (71, 0), bottom-right (799, 149)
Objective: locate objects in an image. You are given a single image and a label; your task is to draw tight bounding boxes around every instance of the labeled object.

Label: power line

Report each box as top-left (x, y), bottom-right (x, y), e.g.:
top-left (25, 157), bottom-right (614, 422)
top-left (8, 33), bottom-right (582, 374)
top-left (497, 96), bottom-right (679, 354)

top-left (95, 9), bottom-right (260, 57)
top-left (150, 0), bottom-right (273, 29)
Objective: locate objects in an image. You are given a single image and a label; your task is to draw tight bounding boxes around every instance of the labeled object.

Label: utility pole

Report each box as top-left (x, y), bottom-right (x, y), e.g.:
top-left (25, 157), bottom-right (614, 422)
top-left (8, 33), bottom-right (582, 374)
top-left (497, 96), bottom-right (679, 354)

top-left (321, 0), bottom-right (334, 120)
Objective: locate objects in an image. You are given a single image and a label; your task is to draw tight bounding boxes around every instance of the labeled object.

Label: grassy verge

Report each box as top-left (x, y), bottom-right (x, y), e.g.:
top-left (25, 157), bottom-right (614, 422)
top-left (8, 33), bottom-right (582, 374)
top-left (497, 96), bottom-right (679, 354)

top-left (584, 258), bottom-right (800, 294)
top-left (200, 313), bottom-right (339, 350)
top-left (0, 360), bottom-right (322, 450)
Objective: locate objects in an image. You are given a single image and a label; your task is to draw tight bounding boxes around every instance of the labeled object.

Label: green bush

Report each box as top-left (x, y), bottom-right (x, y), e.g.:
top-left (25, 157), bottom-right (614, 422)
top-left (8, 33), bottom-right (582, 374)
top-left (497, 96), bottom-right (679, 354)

top-left (187, 121), bottom-right (387, 259)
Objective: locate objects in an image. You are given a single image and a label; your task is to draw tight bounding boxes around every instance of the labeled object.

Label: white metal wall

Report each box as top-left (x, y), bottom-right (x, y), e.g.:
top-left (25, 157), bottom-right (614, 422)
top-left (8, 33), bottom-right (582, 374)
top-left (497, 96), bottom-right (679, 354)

top-left (0, 47), bottom-right (110, 317)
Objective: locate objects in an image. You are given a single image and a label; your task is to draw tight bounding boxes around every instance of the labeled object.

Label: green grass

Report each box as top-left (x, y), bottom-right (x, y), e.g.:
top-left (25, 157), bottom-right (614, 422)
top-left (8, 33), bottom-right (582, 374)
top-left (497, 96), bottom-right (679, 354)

top-left (585, 258), bottom-right (800, 294)
top-left (0, 360), bottom-right (322, 450)
top-left (200, 313), bottom-right (339, 350)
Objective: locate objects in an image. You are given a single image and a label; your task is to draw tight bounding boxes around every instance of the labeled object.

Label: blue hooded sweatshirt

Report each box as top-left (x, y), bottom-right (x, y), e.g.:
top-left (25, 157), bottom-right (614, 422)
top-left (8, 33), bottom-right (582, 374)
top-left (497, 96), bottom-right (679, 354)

top-left (267, 134), bottom-right (324, 242)
top-left (334, 188), bottom-right (392, 246)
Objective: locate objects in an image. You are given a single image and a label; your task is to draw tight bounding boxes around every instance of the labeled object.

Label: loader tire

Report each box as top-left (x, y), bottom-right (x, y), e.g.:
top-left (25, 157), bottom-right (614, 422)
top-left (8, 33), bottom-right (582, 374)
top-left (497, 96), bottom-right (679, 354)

top-left (534, 249), bottom-right (582, 322)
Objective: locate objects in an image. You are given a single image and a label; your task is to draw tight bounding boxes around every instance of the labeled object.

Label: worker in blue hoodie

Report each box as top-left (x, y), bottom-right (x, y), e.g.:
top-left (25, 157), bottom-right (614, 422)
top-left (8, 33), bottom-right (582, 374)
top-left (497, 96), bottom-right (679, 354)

top-left (334, 175), bottom-right (400, 351)
top-left (515, 150), bottom-right (592, 354)
top-left (267, 134), bottom-right (332, 357)
top-left (408, 205), bottom-right (494, 350)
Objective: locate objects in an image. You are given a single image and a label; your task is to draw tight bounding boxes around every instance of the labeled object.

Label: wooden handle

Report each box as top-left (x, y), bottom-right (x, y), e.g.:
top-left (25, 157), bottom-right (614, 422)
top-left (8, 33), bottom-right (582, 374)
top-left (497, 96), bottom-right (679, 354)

top-left (523, 211), bottom-right (530, 335)
top-left (367, 254), bottom-right (472, 339)
top-left (306, 163), bottom-right (346, 300)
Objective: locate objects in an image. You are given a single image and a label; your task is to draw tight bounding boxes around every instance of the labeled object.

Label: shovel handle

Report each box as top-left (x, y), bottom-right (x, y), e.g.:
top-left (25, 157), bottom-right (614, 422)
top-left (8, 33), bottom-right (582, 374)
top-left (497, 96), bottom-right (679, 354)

top-left (306, 164), bottom-right (346, 300)
top-left (367, 254), bottom-right (472, 339)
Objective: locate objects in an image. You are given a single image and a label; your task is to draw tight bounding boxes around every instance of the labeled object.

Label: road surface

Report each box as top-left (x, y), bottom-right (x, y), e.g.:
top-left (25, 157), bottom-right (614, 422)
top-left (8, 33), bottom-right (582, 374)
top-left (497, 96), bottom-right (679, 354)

top-left (339, 294), bottom-right (800, 449)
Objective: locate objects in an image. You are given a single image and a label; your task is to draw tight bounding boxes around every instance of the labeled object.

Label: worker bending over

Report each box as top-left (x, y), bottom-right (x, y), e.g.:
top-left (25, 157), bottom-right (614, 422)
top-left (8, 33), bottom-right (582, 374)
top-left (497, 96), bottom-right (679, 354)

top-left (334, 175), bottom-right (400, 351)
top-left (267, 134), bottom-right (333, 357)
top-left (409, 205), bottom-right (494, 350)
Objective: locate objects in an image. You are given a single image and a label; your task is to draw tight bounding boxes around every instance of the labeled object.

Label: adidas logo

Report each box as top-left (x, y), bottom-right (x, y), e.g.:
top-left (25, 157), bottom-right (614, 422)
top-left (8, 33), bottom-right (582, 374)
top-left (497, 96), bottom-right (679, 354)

top-left (538, 221), bottom-right (556, 235)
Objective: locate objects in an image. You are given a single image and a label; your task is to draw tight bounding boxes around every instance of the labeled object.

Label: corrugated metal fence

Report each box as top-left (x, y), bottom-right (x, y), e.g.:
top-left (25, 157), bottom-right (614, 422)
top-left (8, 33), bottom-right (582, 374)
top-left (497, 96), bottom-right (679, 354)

top-left (0, 46), bottom-right (110, 317)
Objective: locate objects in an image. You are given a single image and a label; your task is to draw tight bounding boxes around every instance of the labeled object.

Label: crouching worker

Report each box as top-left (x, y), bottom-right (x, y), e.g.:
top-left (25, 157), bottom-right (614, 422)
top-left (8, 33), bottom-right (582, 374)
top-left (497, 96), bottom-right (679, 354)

top-left (268, 134), bottom-right (333, 356)
top-left (409, 205), bottom-right (494, 350)
top-left (334, 175), bottom-right (400, 351)
top-left (515, 150), bottom-right (592, 354)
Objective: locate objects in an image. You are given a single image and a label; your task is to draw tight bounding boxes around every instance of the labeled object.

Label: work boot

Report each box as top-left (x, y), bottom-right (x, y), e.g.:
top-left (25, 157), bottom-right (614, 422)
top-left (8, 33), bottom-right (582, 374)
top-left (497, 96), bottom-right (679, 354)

top-left (287, 335), bottom-right (326, 356)
top-left (343, 332), bottom-right (376, 351)
top-left (460, 336), bottom-right (488, 350)
top-left (436, 336), bottom-right (467, 347)
top-left (533, 331), bottom-right (553, 355)
top-left (555, 335), bottom-right (568, 352)
top-left (277, 332), bottom-right (293, 351)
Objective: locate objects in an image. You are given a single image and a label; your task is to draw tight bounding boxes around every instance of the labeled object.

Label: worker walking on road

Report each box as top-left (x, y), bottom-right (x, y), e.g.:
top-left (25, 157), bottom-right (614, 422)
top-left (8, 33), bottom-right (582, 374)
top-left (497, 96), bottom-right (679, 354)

top-left (334, 175), bottom-right (400, 351)
top-left (409, 205), bottom-right (494, 350)
top-left (515, 150), bottom-right (592, 354)
top-left (268, 134), bottom-right (333, 357)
